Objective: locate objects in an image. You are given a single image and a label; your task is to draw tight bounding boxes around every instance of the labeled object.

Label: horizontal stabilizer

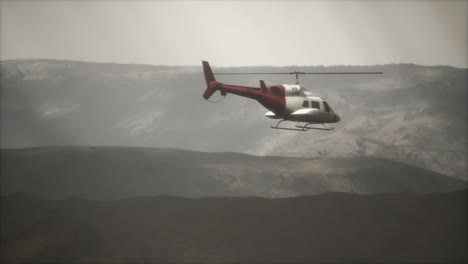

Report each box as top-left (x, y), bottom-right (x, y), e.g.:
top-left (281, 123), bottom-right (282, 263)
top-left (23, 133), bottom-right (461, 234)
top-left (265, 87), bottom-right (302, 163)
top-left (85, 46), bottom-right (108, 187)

top-left (265, 111), bottom-right (279, 119)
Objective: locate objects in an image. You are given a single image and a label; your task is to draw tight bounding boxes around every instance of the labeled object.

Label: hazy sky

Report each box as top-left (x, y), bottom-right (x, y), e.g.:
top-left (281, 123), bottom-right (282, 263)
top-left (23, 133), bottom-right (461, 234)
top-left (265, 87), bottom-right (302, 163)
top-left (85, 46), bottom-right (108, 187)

top-left (1, 0), bottom-right (467, 67)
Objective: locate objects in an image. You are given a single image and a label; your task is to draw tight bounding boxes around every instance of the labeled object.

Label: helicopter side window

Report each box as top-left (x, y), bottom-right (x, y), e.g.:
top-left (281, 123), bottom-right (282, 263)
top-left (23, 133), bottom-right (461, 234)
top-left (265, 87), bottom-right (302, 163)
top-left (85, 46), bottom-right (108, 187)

top-left (302, 101), bottom-right (309, 108)
top-left (311, 101), bottom-right (320, 109)
top-left (323, 101), bottom-right (331, 112)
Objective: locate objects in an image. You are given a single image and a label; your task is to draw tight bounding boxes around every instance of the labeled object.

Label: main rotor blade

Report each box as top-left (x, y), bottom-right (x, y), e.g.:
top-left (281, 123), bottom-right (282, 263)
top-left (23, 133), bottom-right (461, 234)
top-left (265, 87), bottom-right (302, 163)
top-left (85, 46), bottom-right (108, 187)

top-left (214, 72), bottom-right (289, 75)
top-left (214, 71), bottom-right (383, 75)
top-left (300, 72), bottom-right (383, 74)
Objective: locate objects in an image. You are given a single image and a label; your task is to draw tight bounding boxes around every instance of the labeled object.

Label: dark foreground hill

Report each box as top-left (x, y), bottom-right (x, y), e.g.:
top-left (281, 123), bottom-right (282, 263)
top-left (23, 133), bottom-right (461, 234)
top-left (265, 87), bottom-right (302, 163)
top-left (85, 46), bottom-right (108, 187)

top-left (1, 190), bottom-right (466, 263)
top-left (1, 147), bottom-right (466, 199)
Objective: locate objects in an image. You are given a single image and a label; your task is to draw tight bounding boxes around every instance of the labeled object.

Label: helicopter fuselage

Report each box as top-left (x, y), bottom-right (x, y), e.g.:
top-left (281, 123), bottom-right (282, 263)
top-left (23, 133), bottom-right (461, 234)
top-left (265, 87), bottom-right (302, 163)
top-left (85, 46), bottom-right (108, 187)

top-left (202, 60), bottom-right (341, 129)
top-left (207, 80), bottom-right (340, 124)
top-left (264, 84), bottom-right (340, 123)
top-left (201, 60), bottom-right (382, 130)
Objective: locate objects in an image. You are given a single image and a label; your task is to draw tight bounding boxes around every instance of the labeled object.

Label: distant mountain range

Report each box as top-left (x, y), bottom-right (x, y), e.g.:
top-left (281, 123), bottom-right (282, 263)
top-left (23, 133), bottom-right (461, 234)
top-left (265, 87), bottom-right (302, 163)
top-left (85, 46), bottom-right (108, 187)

top-left (1, 190), bottom-right (466, 263)
top-left (1, 147), bottom-right (465, 200)
top-left (1, 60), bottom-right (466, 264)
top-left (1, 59), bottom-right (466, 180)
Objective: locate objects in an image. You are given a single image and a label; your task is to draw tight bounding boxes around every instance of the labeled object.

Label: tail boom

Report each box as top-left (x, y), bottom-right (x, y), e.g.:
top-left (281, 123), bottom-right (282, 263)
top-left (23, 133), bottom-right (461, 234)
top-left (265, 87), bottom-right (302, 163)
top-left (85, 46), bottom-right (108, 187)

top-left (201, 61), bottom-right (285, 114)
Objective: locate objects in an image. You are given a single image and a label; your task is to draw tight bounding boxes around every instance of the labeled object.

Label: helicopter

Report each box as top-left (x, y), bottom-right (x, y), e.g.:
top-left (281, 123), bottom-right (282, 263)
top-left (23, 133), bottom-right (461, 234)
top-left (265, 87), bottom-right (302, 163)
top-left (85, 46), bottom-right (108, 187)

top-left (201, 61), bottom-right (382, 131)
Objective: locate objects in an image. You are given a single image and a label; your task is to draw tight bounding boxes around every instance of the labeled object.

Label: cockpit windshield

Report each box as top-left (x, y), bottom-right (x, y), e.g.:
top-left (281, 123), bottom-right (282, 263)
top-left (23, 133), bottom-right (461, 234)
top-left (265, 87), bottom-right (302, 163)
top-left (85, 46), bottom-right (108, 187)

top-left (323, 101), bottom-right (333, 113)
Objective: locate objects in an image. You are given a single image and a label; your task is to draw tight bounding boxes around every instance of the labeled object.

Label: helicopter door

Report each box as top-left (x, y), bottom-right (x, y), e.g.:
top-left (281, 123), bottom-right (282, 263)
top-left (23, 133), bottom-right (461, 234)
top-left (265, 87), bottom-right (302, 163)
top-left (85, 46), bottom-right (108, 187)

top-left (302, 101), bottom-right (309, 108)
top-left (323, 101), bottom-right (331, 112)
top-left (311, 101), bottom-right (320, 109)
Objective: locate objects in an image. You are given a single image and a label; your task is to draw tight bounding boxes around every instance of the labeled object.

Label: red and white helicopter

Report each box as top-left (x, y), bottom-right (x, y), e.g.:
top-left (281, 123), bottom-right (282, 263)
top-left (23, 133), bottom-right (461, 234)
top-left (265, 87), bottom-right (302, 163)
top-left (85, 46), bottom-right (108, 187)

top-left (202, 61), bottom-right (381, 131)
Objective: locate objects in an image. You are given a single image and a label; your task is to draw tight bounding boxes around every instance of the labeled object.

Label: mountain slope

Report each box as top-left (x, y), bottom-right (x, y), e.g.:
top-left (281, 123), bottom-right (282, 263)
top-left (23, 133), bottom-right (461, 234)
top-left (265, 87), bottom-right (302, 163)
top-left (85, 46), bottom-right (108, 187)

top-left (1, 59), bottom-right (466, 179)
top-left (1, 147), bottom-right (465, 200)
top-left (1, 190), bottom-right (466, 263)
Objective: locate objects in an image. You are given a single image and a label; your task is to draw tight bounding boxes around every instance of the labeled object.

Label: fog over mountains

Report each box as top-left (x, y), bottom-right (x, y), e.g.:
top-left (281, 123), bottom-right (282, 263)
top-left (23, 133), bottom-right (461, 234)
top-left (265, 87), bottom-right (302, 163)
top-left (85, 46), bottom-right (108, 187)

top-left (0, 59), bottom-right (467, 180)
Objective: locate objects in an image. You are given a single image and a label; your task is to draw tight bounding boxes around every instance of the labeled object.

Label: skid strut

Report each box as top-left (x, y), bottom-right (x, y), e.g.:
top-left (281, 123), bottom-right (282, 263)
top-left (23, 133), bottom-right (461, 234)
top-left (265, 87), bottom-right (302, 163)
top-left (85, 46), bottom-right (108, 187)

top-left (271, 120), bottom-right (334, 131)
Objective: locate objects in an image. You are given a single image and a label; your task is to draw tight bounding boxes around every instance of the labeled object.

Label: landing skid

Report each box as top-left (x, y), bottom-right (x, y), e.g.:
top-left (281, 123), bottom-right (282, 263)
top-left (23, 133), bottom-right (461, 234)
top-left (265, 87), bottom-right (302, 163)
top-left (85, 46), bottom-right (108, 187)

top-left (271, 120), bottom-right (334, 131)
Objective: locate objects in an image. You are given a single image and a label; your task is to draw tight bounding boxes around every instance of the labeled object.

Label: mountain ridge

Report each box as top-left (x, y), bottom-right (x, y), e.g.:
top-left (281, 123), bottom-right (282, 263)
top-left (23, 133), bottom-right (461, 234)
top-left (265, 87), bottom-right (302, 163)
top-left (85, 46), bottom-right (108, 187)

top-left (2, 58), bottom-right (466, 69)
top-left (1, 146), bottom-right (465, 200)
top-left (1, 59), bottom-right (466, 180)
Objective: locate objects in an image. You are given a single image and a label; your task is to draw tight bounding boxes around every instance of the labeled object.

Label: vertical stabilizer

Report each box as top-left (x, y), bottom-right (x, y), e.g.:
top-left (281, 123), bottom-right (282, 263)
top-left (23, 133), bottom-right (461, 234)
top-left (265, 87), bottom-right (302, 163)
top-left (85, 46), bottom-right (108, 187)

top-left (202, 61), bottom-right (218, 99)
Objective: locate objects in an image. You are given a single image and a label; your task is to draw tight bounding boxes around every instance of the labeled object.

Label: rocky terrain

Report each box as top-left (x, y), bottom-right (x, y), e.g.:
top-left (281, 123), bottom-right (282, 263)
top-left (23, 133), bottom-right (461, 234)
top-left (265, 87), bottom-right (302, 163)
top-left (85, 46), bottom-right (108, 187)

top-left (1, 59), bottom-right (466, 179)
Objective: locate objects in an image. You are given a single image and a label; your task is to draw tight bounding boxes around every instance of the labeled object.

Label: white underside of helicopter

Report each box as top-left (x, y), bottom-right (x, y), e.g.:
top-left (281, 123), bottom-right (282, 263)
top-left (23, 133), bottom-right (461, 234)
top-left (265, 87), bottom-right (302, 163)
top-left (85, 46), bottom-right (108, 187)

top-left (265, 108), bottom-right (319, 119)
